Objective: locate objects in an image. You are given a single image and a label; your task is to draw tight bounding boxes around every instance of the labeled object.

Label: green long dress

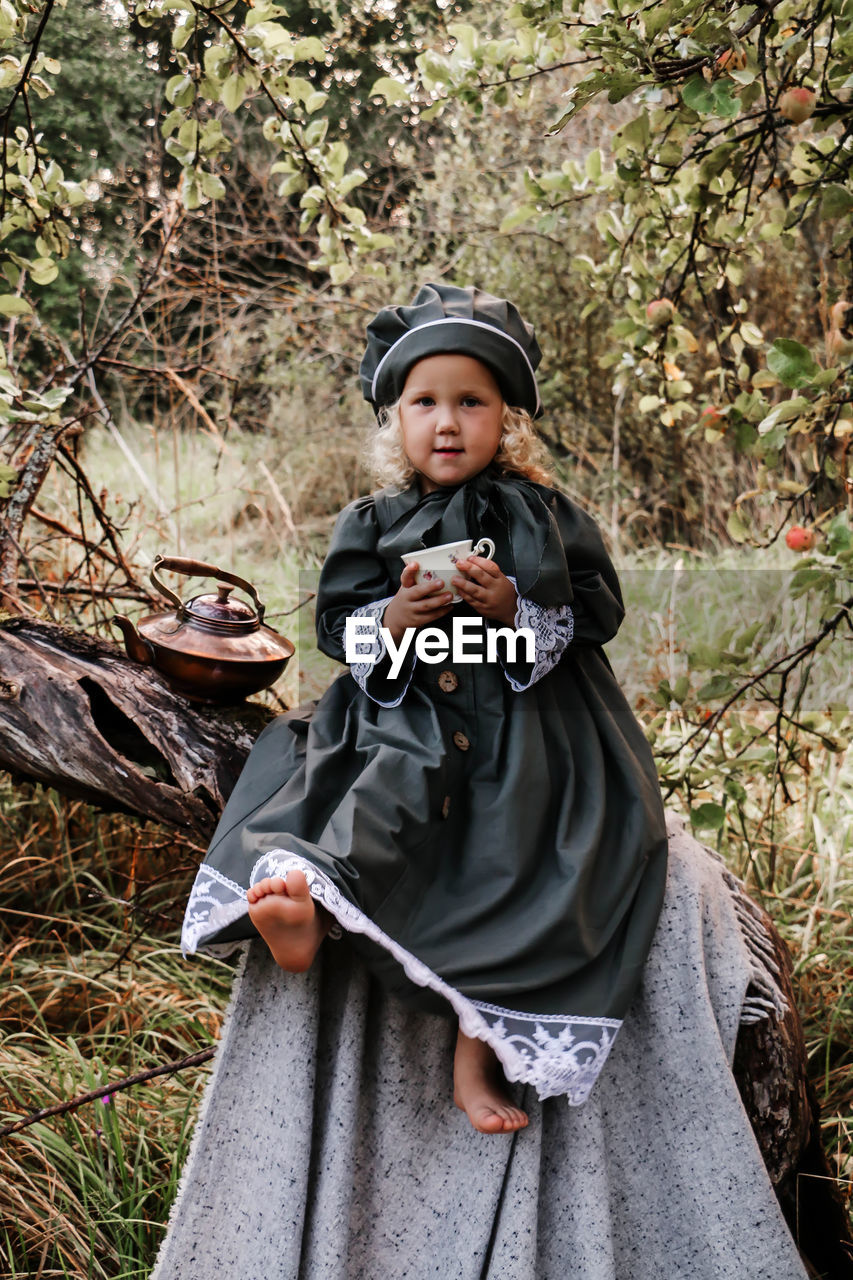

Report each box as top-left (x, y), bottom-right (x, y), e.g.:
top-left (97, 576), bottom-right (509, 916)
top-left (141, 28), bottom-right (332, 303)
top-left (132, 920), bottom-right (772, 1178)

top-left (181, 468), bottom-right (668, 1105)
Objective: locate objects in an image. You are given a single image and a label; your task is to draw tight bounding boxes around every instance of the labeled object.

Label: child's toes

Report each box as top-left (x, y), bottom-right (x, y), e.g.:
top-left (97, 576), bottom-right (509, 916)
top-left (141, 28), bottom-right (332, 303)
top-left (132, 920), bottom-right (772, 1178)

top-left (247, 875), bottom-right (286, 903)
top-left (470, 1105), bottom-right (521, 1134)
top-left (471, 1108), bottom-right (505, 1134)
top-left (284, 869), bottom-right (310, 899)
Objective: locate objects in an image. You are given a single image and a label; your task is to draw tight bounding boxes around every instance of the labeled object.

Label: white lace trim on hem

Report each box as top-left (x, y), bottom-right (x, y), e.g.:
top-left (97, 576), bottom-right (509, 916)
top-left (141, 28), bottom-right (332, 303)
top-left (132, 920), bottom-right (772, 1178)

top-left (180, 864), bottom-right (252, 959)
top-left (181, 851), bottom-right (621, 1106)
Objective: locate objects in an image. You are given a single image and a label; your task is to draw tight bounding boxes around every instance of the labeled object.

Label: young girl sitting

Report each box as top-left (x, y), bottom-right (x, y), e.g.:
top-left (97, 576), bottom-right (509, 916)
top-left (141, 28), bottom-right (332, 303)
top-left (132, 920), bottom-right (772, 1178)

top-left (181, 282), bottom-right (669, 1135)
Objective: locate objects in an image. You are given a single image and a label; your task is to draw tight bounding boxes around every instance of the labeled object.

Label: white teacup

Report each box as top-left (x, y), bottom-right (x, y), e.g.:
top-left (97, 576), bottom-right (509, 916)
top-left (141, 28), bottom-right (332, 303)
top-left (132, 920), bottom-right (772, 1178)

top-left (401, 537), bottom-right (496, 601)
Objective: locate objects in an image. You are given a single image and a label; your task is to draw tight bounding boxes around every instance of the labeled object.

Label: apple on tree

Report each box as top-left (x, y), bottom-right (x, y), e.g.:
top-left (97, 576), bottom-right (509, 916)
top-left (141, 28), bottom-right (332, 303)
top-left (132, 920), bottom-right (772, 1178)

top-left (646, 298), bottom-right (675, 328)
top-left (778, 87), bottom-right (817, 124)
top-left (785, 525), bottom-right (817, 552)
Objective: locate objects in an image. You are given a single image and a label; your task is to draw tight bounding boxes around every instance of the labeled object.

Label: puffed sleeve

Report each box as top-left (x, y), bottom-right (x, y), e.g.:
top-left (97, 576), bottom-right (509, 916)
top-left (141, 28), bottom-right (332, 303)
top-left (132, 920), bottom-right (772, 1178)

top-left (551, 491), bottom-right (625, 646)
top-left (315, 496), bottom-right (392, 661)
top-left (315, 495), bottom-right (417, 700)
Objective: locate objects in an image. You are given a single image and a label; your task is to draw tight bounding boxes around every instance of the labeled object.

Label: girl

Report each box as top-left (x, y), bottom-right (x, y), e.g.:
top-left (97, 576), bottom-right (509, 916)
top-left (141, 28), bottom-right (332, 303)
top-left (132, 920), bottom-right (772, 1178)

top-left (181, 282), bottom-right (669, 1135)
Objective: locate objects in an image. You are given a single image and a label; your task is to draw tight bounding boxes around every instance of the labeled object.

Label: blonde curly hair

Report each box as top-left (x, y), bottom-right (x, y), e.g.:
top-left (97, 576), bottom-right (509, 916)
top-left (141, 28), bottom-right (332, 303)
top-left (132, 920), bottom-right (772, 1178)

top-left (368, 400), bottom-right (553, 489)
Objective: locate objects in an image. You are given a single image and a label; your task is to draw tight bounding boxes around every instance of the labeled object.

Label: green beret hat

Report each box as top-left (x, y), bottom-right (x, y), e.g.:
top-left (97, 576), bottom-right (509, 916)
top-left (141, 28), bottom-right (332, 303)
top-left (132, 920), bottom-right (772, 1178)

top-left (360, 283), bottom-right (542, 417)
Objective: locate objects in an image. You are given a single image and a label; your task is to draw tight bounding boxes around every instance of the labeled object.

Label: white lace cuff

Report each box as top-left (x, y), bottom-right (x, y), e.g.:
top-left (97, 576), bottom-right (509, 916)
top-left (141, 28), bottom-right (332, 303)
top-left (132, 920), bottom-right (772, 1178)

top-left (501, 577), bottom-right (574, 691)
top-left (349, 597), bottom-right (415, 708)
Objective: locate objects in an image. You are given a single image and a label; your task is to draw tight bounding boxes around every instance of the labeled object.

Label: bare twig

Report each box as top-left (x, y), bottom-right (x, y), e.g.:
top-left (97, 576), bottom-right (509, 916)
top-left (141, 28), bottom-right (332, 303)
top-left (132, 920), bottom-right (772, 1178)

top-left (0, 1047), bottom-right (217, 1139)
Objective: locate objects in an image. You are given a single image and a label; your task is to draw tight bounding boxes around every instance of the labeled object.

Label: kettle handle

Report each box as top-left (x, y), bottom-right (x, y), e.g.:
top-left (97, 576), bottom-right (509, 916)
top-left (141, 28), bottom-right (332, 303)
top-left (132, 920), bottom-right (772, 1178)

top-left (151, 555), bottom-right (266, 623)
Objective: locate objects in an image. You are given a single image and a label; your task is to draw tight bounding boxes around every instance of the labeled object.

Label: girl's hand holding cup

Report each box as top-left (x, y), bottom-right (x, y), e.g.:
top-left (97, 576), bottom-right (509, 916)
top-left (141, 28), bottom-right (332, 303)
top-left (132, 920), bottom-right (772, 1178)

top-left (452, 555), bottom-right (518, 627)
top-left (383, 563), bottom-right (454, 641)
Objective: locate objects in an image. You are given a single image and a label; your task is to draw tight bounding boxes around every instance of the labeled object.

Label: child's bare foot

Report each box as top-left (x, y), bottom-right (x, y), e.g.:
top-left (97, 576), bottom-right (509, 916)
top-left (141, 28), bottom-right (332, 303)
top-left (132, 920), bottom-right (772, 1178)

top-left (246, 868), bottom-right (329, 973)
top-left (453, 1029), bottom-right (529, 1134)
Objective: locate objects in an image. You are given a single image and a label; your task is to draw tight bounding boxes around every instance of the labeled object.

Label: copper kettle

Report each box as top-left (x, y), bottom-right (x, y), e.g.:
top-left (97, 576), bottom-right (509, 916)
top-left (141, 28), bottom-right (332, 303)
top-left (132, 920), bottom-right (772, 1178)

top-left (113, 556), bottom-right (295, 705)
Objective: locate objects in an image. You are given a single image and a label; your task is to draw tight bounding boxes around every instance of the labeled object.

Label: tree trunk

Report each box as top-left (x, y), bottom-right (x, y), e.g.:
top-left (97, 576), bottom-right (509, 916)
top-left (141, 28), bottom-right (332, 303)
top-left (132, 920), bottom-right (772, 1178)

top-left (1, 615), bottom-right (851, 1272)
top-left (734, 918), bottom-right (853, 1276)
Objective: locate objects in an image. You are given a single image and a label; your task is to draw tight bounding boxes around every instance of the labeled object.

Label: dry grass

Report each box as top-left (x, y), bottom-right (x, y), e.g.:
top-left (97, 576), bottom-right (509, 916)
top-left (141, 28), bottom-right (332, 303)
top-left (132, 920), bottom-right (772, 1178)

top-left (0, 792), bottom-right (233, 1278)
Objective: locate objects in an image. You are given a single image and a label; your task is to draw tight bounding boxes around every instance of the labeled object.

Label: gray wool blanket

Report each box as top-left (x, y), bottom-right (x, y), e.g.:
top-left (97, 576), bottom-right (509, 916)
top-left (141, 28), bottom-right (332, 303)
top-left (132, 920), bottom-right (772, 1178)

top-left (151, 816), bottom-right (808, 1280)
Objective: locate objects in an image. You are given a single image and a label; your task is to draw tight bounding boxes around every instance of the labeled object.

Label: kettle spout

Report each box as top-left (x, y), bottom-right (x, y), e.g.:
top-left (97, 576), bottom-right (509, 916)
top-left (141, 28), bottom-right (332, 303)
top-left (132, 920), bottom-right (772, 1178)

top-left (112, 616), bottom-right (154, 665)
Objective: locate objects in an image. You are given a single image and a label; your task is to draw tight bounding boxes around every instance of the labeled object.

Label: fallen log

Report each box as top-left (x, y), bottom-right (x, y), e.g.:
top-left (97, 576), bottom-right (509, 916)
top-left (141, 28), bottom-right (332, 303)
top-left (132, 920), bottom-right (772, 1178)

top-left (0, 614), bottom-right (850, 1272)
top-left (0, 615), bottom-right (270, 838)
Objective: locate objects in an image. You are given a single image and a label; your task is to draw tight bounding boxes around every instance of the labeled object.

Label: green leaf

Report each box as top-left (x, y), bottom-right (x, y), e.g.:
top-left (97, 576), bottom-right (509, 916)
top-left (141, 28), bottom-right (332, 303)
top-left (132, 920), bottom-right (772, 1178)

top-left (329, 260), bottom-right (353, 285)
top-left (826, 512), bottom-right (853, 553)
top-left (682, 75), bottom-right (716, 114)
top-left (29, 257), bottom-right (58, 285)
top-left (710, 81), bottom-right (741, 118)
top-left (0, 462), bottom-right (17, 498)
top-left (739, 321), bottom-right (763, 347)
top-left (499, 204), bottom-right (536, 233)
top-left (673, 674), bottom-right (690, 703)
top-left (0, 295), bottom-right (32, 316)
top-left (293, 36), bottom-right (326, 61)
top-left (338, 169), bottom-right (367, 197)
top-left (221, 73), bottom-right (246, 113)
top-left (819, 183), bottom-right (853, 219)
top-left (690, 803), bottom-right (726, 831)
top-left (682, 76), bottom-right (739, 118)
top-left (696, 674), bottom-right (735, 700)
top-left (199, 171), bottom-right (226, 200)
top-left (370, 76), bottom-right (409, 105)
top-left (165, 73), bottom-right (195, 107)
top-left (766, 339), bottom-right (820, 389)
top-left (181, 174), bottom-right (201, 211)
top-left (303, 117), bottom-right (328, 146)
top-left (617, 112), bottom-right (650, 151)
top-left (276, 172), bottom-right (307, 199)
top-left (726, 509), bottom-right (751, 544)
top-left (447, 22), bottom-right (477, 56)
top-left (585, 148), bottom-right (602, 180)
top-left (161, 108), bottom-right (183, 138)
top-left (606, 72), bottom-right (642, 104)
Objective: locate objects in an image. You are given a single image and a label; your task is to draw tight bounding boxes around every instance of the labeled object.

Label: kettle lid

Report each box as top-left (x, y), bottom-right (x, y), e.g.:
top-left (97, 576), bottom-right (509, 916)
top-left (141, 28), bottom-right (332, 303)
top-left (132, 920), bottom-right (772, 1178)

top-left (184, 586), bottom-right (258, 632)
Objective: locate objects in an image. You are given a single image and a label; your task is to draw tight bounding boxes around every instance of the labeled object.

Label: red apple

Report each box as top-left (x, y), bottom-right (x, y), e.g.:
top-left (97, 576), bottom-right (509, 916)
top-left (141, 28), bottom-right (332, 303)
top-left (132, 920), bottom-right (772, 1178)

top-left (778, 87), bottom-right (816, 124)
top-left (785, 525), bottom-right (817, 552)
top-left (646, 298), bottom-right (675, 328)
